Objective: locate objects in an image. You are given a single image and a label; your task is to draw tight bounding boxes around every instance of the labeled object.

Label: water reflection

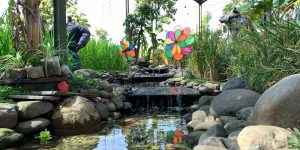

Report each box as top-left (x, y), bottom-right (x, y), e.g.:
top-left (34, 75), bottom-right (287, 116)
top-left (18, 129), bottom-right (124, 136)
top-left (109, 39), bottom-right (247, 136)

top-left (95, 113), bottom-right (188, 150)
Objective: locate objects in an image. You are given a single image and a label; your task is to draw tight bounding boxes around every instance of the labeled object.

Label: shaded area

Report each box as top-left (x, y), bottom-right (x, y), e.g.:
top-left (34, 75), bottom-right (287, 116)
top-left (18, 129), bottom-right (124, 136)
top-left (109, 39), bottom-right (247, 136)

top-left (131, 74), bottom-right (173, 83)
top-left (127, 87), bottom-right (201, 111)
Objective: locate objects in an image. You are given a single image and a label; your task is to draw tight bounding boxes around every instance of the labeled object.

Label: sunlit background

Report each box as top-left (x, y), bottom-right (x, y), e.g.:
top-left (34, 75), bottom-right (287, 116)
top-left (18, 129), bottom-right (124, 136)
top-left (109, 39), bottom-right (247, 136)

top-left (0, 0), bottom-right (230, 43)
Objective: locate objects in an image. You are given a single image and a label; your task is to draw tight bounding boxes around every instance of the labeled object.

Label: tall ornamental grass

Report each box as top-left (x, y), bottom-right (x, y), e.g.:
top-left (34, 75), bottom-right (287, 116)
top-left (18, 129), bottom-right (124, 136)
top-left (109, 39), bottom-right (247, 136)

top-left (0, 10), bottom-right (14, 56)
top-left (187, 29), bottom-right (227, 81)
top-left (228, 16), bottom-right (300, 92)
top-left (78, 39), bottom-right (127, 71)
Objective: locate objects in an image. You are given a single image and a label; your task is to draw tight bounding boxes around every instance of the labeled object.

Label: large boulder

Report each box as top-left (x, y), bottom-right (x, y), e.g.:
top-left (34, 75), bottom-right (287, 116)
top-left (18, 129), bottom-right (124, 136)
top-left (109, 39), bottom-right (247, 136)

top-left (52, 96), bottom-right (101, 134)
top-left (209, 89), bottom-right (260, 117)
top-left (237, 125), bottom-right (295, 150)
top-left (15, 118), bottom-right (50, 135)
top-left (0, 128), bottom-right (23, 149)
top-left (17, 101), bottom-right (53, 120)
top-left (222, 77), bottom-right (248, 91)
top-left (0, 104), bottom-right (18, 128)
top-left (248, 74), bottom-right (300, 128)
top-left (224, 120), bottom-right (246, 134)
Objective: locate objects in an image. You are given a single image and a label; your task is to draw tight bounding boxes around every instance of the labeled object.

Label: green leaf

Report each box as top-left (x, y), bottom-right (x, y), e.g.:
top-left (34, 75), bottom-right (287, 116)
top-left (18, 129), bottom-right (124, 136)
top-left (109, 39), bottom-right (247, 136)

top-left (239, 2), bottom-right (253, 13)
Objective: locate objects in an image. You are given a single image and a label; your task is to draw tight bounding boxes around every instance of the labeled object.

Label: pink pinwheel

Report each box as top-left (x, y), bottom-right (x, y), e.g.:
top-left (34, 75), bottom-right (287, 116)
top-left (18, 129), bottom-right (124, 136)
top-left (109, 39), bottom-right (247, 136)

top-left (164, 26), bottom-right (195, 61)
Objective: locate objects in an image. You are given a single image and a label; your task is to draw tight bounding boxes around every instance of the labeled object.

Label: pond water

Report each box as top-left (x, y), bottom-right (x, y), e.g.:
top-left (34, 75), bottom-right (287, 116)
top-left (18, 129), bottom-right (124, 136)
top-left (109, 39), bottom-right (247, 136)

top-left (19, 112), bottom-right (190, 150)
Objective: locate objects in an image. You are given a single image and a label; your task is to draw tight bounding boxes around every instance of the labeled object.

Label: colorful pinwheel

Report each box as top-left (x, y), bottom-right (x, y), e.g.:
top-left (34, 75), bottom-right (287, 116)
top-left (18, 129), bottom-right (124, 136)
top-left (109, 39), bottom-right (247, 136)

top-left (164, 26), bottom-right (195, 61)
top-left (117, 39), bottom-right (135, 61)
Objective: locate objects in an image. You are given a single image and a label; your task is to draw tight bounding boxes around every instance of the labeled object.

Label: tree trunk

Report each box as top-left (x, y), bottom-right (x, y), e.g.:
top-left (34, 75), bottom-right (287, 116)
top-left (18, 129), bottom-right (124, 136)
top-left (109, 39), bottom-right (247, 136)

top-left (23, 0), bottom-right (42, 51)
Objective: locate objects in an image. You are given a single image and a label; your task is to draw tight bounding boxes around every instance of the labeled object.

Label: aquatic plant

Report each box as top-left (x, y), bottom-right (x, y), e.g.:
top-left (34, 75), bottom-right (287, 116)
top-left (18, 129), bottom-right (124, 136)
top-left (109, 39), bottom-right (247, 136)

top-left (39, 129), bottom-right (52, 145)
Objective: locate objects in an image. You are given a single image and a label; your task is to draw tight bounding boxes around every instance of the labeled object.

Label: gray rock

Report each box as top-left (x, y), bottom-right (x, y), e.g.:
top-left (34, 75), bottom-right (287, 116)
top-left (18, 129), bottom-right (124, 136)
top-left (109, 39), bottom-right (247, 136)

top-left (199, 105), bottom-right (210, 115)
top-left (219, 116), bottom-right (238, 126)
top-left (17, 101), bottom-right (54, 120)
top-left (224, 120), bottom-right (246, 134)
top-left (198, 137), bottom-right (226, 148)
top-left (9, 68), bottom-right (27, 80)
top-left (123, 102), bottom-right (132, 109)
top-left (100, 80), bottom-right (113, 93)
top-left (236, 107), bottom-right (253, 120)
top-left (73, 69), bottom-right (100, 78)
top-left (61, 65), bottom-right (72, 77)
top-left (185, 130), bottom-right (205, 147)
top-left (0, 104), bottom-right (18, 128)
top-left (26, 66), bottom-right (45, 79)
top-left (198, 125), bottom-right (228, 143)
top-left (106, 102), bottom-right (116, 112)
top-left (0, 128), bottom-right (23, 149)
top-left (99, 90), bottom-right (114, 99)
top-left (228, 131), bottom-right (240, 140)
top-left (198, 96), bottom-right (215, 107)
top-left (222, 77), bottom-right (248, 91)
top-left (182, 113), bottom-right (192, 123)
top-left (189, 104), bottom-right (198, 112)
top-left (15, 118), bottom-right (50, 135)
top-left (95, 102), bottom-right (110, 119)
top-left (113, 86), bottom-right (126, 96)
top-left (222, 138), bottom-right (240, 150)
top-left (193, 145), bottom-right (228, 150)
top-left (42, 56), bottom-right (61, 77)
top-left (209, 89), bottom-right (260, 117)
top-left (52, 96), bottom-right (101, 135)
top-left (110, 95), bottom-right (125, 109)
top-left (248, 74), bottom-right (300, 129)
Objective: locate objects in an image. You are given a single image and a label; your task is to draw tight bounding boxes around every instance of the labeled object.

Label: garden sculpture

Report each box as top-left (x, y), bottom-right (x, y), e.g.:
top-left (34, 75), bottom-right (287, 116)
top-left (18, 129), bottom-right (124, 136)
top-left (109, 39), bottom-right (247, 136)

top-left (219, 7), bottom-right (252, 38)
top-left (67, 16), bottom-right (91, 71)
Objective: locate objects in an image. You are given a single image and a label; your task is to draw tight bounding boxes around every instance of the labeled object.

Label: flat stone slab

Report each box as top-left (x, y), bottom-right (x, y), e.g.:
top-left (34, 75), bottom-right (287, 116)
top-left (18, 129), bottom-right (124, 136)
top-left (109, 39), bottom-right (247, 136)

top-left (31, 91), bottom-right (98, 98)
top-left (8, 95), bottom-right (62, 101)
top-left (131, 74), bottom-right (173, 83)
top-left (128, 87), bottom-right (200, 96)
top-left (144, 68), bottom-right (169, 74)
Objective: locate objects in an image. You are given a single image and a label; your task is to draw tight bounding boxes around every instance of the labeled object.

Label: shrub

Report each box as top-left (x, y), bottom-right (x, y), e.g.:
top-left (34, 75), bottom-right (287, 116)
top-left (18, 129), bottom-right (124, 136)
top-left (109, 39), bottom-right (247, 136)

top-left (227, 16), bottom-right (300, 92)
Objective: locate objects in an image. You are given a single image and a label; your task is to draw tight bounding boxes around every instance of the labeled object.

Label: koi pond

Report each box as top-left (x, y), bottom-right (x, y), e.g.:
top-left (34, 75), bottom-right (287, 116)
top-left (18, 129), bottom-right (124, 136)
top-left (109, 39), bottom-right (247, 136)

top-left (18, 112), bottom-right (190, 150)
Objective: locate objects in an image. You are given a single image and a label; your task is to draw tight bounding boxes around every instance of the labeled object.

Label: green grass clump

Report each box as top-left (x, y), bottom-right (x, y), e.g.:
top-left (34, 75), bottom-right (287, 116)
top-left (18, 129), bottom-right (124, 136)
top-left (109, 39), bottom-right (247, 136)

top-left (227, 16), bottom-right (300, 92)
top-left (0, 85), bottom-right (30, 98)
top-left (78, 39), bottom-right (127, 71)
top-left (288, 128), bottom-right (300, 148)
top-left (68, 74), bottom-right (101, 92)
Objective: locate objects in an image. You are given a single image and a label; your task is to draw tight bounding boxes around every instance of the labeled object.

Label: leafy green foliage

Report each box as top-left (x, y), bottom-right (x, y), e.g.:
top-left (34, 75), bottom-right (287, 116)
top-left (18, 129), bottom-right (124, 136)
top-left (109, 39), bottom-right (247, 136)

top-left (0, 52), bottom-right (25, 79)
top-left (288, 128), bottom-right (300, 148)
top-left (95, 28), bottom-right (108, 40)
top-left (0, 10), bottom-right (14, 56)
top-left (39, 129), bottom-right (52, 145)
top-left (78, 39), bottom-right (127, 71)
top-left (227, 16), bottom-right (300, 92)
top-left (69, 74), bottom-right (101, 92)
top-left (124, 0), bottom-right (177, 60)
top-left (40, 0), bottom-right (90, 31)
top-left (0, 85), bottom-right (29, 99)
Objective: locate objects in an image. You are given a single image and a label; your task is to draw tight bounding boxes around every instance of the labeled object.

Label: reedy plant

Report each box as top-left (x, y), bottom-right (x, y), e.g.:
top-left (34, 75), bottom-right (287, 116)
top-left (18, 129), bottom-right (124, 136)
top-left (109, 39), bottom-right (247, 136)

top-left (78, 39), bottom-right (127, 71)
top-left (227, 15), bottom-right (300, 92)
